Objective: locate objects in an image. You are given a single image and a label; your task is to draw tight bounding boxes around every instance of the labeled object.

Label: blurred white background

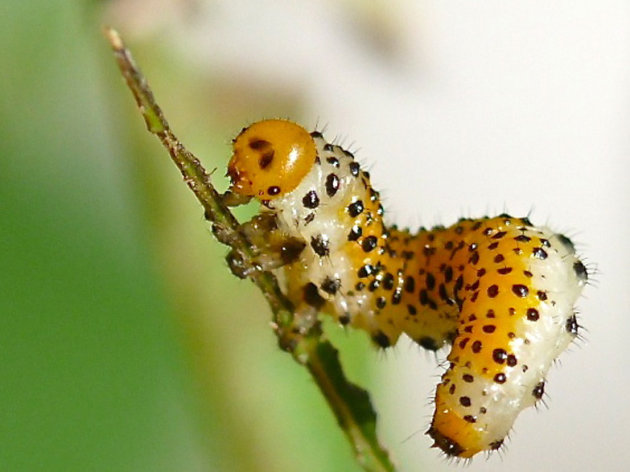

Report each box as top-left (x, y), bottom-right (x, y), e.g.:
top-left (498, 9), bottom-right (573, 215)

top-left (110, 1), bottom-right (630, 470)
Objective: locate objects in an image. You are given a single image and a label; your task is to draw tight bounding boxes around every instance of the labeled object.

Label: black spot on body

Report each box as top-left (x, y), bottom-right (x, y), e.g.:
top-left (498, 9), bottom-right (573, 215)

top-left (494, 373), bottom-right (507, 384)
top-left (347, 200), bottom-right (364, 217)
top-left (527, 308), bottom-right (539, 321)
top-left (489, 440), bottom-right (504, 451)
top-left (349, 161), bottom-right (360, 177)
top-left (566, 315), bottom-right (579, 336)
top-left (347, 225), bottom-right (362, 241)
top-left (362, 235), bottom-right (378, 252)
top-left (325, 173), bottom-right (340, 197)
top-left (326, 156), bottom-right (339, 167)
top-left (382, 273), bottom-right (395, 290)
top-left (487, 285), bottom-right (499, 298)
top-left (310, 235), bottom-right (329, 257)
top-left (444, 266), bottom-right (453, 283)
top-left (471, 340), bottom-right (482, 353)
top-left (469, 252), bottom-right (480, 265)
top-left (321, 277), bottom-right (341, 295)
top-left (267, 186), bottom-right (281, 196)
top-left (512, 284), bottom-right (529, 297)
top-left (459, 396), bottom-right (471, 407)
top-left (506, 354), bottom-right (517, 367)
top-left (302, 191), bottom-right (320, 208)
top-left (404, 276), bottom-right (415, 293)
top-left (493, 348), bottom-right (507, 364)
top-left (376, 297), bottom-right (386, 309)
top-left (532, 381), bottom-right (545, 400)
top-left (358, 264), bottom-right (374, 278)
top-left (532, 247), bottom-right (548, 259)
top-left (426, 273), bottom-right (436, 290)
top-left (419, 290), bottom-right (437, 310)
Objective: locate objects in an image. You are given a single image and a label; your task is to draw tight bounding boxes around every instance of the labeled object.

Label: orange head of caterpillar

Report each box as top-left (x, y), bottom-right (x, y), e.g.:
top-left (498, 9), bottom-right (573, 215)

top-left (227, 119), bottom-right (318, 200)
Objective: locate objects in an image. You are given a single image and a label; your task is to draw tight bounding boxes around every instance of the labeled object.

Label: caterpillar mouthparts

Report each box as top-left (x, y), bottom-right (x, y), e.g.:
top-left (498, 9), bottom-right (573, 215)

top-left (226, 119), bottom-right (588, 458)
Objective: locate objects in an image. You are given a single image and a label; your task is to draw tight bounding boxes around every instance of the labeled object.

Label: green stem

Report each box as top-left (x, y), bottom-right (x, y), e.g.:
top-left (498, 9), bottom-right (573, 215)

top-left (104, 27), bottom-right (395, 472)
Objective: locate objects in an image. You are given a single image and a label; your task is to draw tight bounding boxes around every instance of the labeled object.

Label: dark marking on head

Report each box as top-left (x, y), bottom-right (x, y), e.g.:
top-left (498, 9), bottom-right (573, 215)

top-left (258, 150), bottom-right (274, 169)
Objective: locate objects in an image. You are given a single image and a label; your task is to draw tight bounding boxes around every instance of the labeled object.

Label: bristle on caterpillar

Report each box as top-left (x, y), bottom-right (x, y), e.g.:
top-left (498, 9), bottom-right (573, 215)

top-left (225, 119), bottom-right (588, 458)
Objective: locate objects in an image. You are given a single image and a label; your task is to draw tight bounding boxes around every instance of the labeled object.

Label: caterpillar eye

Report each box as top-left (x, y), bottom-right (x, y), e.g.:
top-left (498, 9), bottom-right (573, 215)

top-left (227, 119), bottom-right (317, 199)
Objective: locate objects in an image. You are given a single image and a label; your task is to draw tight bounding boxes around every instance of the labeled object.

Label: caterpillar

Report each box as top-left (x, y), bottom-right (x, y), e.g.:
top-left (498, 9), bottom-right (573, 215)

top-left (224, 119), bottom-right (588, 459)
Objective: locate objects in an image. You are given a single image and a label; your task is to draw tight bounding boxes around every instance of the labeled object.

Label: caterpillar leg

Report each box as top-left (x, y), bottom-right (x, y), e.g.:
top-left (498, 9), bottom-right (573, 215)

top-left (216, 213), bottom-right (306, 278)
